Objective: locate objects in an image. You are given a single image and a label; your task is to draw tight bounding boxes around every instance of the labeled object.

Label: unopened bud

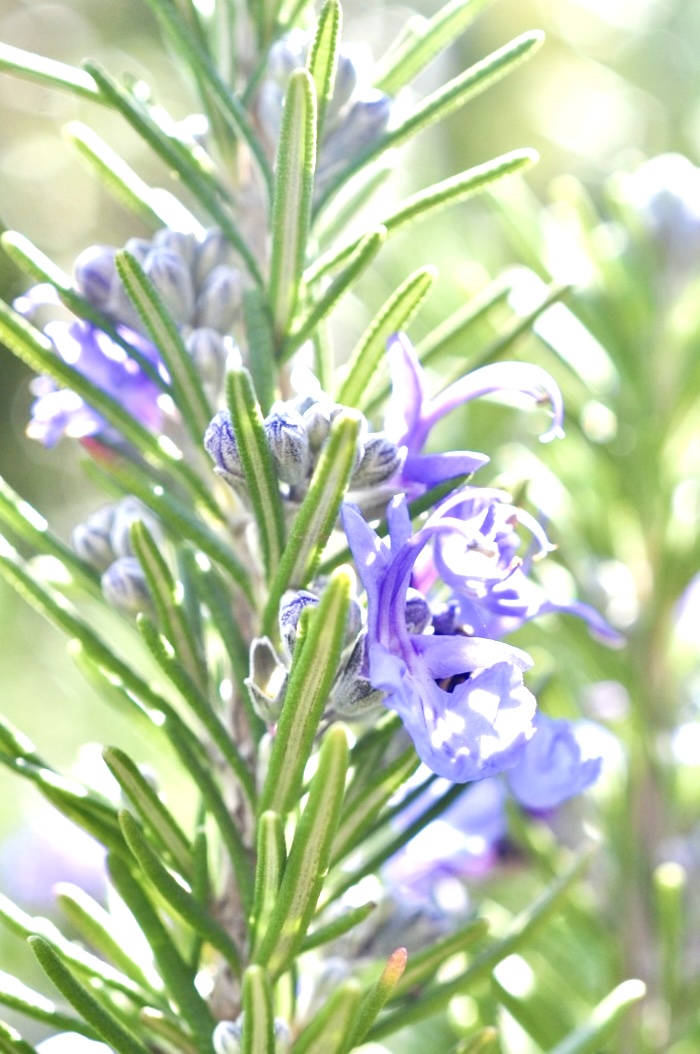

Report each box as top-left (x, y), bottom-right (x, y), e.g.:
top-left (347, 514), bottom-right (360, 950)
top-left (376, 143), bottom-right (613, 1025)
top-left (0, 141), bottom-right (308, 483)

top-left (73, 245), bottom-right (118, 313)
top-left (204, 410), bottom-right (245, 483)
top-left (72, 505), bottom-right (117, 571)
top-left (279, 589), bottom-right (319, 655)
top-left (195, 228), bottom-right (236, 287)
top-left (351, 433), bottom-right (400, 487)
top-left (101, 557), bottom-right (150, 615)
top-left (330, 635), bottom-right (384, 717)
top-left (328, 52), bottom-right (358, 118)
top-left (302, 402), bottom-right (333, 450)
top-left (432, 599), bottom-right (460, 636)
top-left (110, 497), bottom-right (162, 559)
top-left (246, 637), bottom-right (288, 722)
top-left (213, 1020), bottom-right (241, 1054)
top-left (152, 228), bottom-right (196, 267)
top-left (143, 249), bottom-right (195, 325)
top-left (195, 265), bottom-right (244, 332)
top-left (265, 411), bottom-right (311, 485)
top-left (186, 327), bottom-right (229, 390)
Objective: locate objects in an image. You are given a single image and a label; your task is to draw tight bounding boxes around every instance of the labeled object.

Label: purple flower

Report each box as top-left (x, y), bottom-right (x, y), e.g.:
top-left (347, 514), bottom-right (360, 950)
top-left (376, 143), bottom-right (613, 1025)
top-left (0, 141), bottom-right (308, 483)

top-left (506, 713), bottom-right (602, 812)
top-left (341, 496), bottom-right (537, 782)
top-left (25, 320), bottom-right (164, 447)
top-left (384, 332), bottom-right (564, 491)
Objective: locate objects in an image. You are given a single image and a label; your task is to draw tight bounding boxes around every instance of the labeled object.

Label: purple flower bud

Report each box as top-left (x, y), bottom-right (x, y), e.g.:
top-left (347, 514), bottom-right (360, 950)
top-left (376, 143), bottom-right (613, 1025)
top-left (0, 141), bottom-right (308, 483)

top-left (109, 496), bottom-right (162, 559)
top-left (317, 93), bottom-right (392, 188)
top-left (204, 409), bottom-right (245, 482)
top-left (405, 588), bottom-right (432, 634)
top-left (152, 228), bottom-right (197, 267)
top-left (73, 244), bottom-right (118, 312)
top-left (213, 1021), bottom-right (242, 1054)
top-left (351, 433), bottom-right (401, 487)
top-left (279, 589), bottom-right (319, 654)
top-left (302, 402), bottom-right (333, 450)
top-left (195, 264), bottom-right (244, 332)
top-left (330, 634), bottom-right (384, 717)
top-left (194, 227), bottom-right (238, 287)
top-left (186, 327), bottom-right (229, 390)
top-left (143, 248), bottom-right (195, 325)
top-left (327, 52), bottom-right (358, 119)
top-left (265, 410), bottom-right (311, 485)
top-left (71, 505), bottom-right (117, 571)
top-left (101, 556), bottom-right (150, 615)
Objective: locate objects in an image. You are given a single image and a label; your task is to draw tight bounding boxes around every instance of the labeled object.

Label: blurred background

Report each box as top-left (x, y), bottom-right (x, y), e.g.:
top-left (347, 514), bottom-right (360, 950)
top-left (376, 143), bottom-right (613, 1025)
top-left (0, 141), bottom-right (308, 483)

top-left (2, 0), bottom-right (700, 1050)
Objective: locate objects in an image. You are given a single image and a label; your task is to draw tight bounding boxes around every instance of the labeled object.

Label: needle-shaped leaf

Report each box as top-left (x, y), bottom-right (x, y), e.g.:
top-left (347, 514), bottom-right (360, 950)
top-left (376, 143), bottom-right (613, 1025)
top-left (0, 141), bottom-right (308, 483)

top-left (250, 813), bottom-right (287, 956)
top-left (102, 746), bottom-right (192, 877)
top-left (243, 289), bottom-right (278, 415)
top-left (259, 570), bottom-right (352, 817)
top-left (262, 410), bottom-right (362, 634)
top-left (347, 948), bottom-right (408, 1050)
top-left (282, 226), bottom-right (387, 361)
top-left (226, 368), bottom-right (286, 581)
top-left (0, 970), bottom-right (98, 1038)
top-left (318, 30), bottom-right (544, 208)
top-left (548, 980), bottom-right (646, 1054)
top-left (0, 1021), bottom-right (39, 1054)
top-left (307, 0), bottom-right (343, 138)
top-left (450, 1029), bottom-right (499, 1053)
top-left (268, 68), bottom-right (317, 343)
top-left (301, 901), bottom-right (376, 953)
top-left (63, 122), bottom-right (175, 230)
top-left (129, 519), bottom-right (207, 692)
top-left (335, 265), bottom-right (435, 407)
top-left (0, 42), bottom-right (98, 100)
top-left (241, 966), bottom-right (275, 1054)
top-left (254, 725), bottom-right (349, 976)
top-left (82, 61), bottom-right (263, 287)
top-left (28, 937), bottom-right (154, 1054)
top-left (292, 980), bottom-right (362, 1054)
top-left (115, 249), bottom-right (212, 445)
top-left (104, 856), bottom-right (216, 1051)
top-left (390, 917), bottom-right (490, 1000)
top-left (118, 810), bottom-right (242, 977)
top-left (374, 0), bottom-right (495, 95)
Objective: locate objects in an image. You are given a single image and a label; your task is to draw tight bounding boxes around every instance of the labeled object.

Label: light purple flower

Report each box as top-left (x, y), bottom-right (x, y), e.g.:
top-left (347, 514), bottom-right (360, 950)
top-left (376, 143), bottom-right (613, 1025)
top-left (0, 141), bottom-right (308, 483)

top-left (25, 320), bottom-right (164, 447)
top-left (506, 713), bottom-right (602, 812)
top-left (384, 332), bottom-right (564, 491)
top-left (341, 496), bottom-right (537, 782)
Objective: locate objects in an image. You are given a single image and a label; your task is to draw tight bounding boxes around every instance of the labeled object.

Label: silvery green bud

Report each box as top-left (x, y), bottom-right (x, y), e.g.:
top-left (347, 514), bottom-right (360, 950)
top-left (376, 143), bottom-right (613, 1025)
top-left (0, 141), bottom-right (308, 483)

top-left (152, 228), bottom-right (197, 267)
top-left (143, 249), bottom-right (195, 325)
top-left (186, 327), bottom-right (229, 391)
top-left (330, 635), bottom-right (384, 717)
top-left (302, 402), bottom-right (333, 451)
top-left (195, 228), bottom-right (236, 286)
top-left (279, 589), bottom-right (319, 655)
top-left (73, 245), bottom-right (118, 313)
top-left (213, 1020), bottom-right (241, 1054)
top-left (109, 497), bottom-right (162, 559)
top-left (204, 410), bottom-right (245, 483)
top-left (351, 433), bottom-right (401, 487)
top-left (405, 588), bottom-right (432, 634)
top-left (318, 93), bottom-right (392, 189)
top-left (71, 505), bottom-right (117, 572)
top-left (246, 637), bottom-right (288, 722)
top-left (265, 410), bottom-right (311, 485)
top-left (101, 557), bottom-right (150, 615)
top-left (195, 265), bottom-right (244, 332)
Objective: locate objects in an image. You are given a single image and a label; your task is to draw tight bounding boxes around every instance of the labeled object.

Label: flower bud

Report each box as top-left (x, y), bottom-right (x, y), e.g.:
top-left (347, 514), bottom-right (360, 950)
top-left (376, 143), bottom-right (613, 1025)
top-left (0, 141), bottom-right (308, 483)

top-left (302, 401), bottom-right (333, 450)
top-left (265, 410), bottom-right (311, 485)
top-left (405, 588), bottom-right (432, 634)
top-left (186, 327), bottom-right (229, 391)
top-left (246, 637), bottom-right (288, 722)
top-left (123, 237), bottom-right (152, 264)
top-left (143, 248), bottom-right (195, 325)
top-left (195, 227), bottom-right (236, 287)
top-left (279, 589), bottom-right (319, 655)
top-left (330, 635), bottom-right (385, 717)
top-left (195, 265), bottom-right (244, 332)
top-left (267, 33), bottom-right (306, 84)
top-left (213, 1020), bottom-right (242, 1054)
top-left (328, 52), bottom-right (358, 119)
top-left (351, 433), bottom-right (401, 487)
top-left (73, 245), bottom-right (118, 313)
top-left (432, 600), bottom-right (460, 636)
top-left (204, 410), bottom-right (245, 483)
top-left (109, 496), bottom-right (162, 559)
top-left (71, 505), bottom-right (117, 571)
top-left (318, 93), bottom-right (392, 187)
top-left (101, 556), bottom-right (150, 615)
top-left (152, 228), bottom-right (197, 268)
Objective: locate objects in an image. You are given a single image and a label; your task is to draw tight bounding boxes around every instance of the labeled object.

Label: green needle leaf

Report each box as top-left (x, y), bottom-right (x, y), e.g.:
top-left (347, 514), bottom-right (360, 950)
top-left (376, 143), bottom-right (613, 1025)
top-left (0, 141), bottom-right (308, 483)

top-left (105, 856), bottom-right (216, 1051)
top-left (269, 68), bottom-right (317, 343)
top-left (250, 812), bottom-right (287, 956)
top-left (118, 810), bottom-right (242, 977)
top-left (374, 0), bottom-right (495, 95)
top-left (391, 917), bottom-right (489, 1000)
top-left (115, 249), bottom-right (213, 445)
top-left (0, 971), bottom-right (98, 1038)
top-left (450, 1029), bottom-right (499, 1053)
top-left (28, 937), bottom-right (154, 1054)
top-left (307, 0), bottom-right (343, 137)
top-left (226, 368), bottom-right (286, 581)
top-left (0, 1021), bottom-right (39, 1054)
top-left (259, 569), bottom-right (352, 817)
top-left (548, 980), bottom-right (646, 1054)
top-left (102, 746), bottom-right (193, 877)
top-left (255, 725), bottom-right (349, 976)
top-left (335, 265), bottom-right (435, 407)
top-left (318, 30), bottom-right (544, 208)
top-left (241, 966), bottom-right (275, 1054)
top-left (243, 289), bottom-right (278, 414)
top-left (0, 42), bottom-right (98, 100)
top-left (347, 948), bottom-right (408, 1050)
top-left (262, 410), bottom-right (362, 634)
top-left (300, 901), bottom-right (376, 953)
top-left (292, 980), bottom-right (362, 1054)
